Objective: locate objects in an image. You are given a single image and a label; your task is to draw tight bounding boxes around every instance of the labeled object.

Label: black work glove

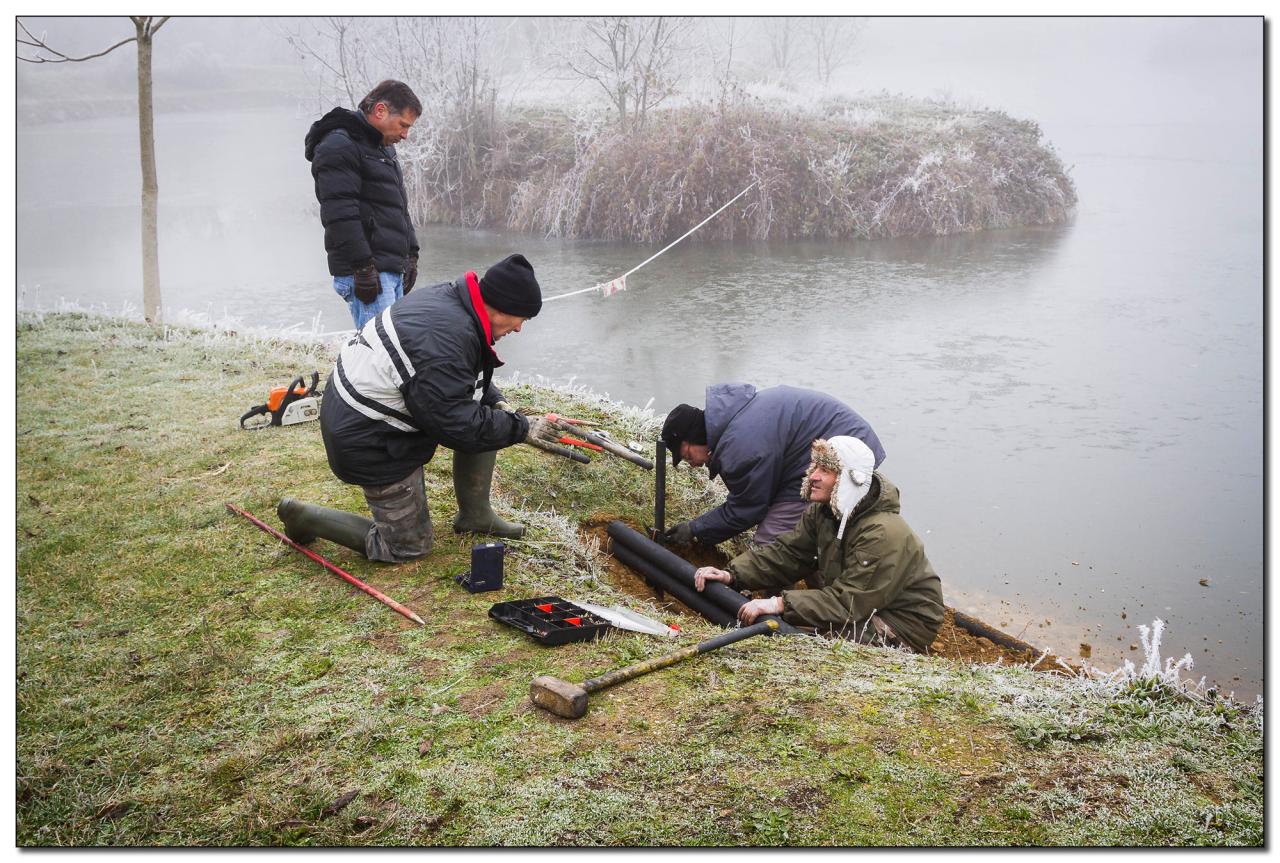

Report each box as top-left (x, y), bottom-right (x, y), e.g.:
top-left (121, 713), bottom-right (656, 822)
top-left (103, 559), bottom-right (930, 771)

top-left (404, 254), bottom-right (418, 294)
top-left (664, 521), bottom-right (695, 546)
top-left (524, 416), bottom-right (556, 443)
top-left (353, 259), bottom-right (380, 304)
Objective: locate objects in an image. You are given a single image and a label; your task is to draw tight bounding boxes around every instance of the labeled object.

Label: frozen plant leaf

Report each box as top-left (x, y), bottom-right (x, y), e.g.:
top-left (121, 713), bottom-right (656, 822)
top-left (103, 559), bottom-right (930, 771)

top-left (322, 790), bottom-right (359, 818)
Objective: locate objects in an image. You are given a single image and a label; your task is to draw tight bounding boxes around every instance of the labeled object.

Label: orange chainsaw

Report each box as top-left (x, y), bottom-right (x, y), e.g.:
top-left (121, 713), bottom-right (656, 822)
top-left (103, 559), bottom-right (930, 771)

top-left (240, 372), bottom-right (322, 430)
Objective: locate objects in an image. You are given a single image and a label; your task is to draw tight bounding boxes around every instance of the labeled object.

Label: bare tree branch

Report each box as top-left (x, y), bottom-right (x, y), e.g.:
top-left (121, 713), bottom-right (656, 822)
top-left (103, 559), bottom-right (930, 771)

top-left (16, 18), bottom-right (135, 63)
top-left (18, 16), bottom-right (168, 321)
top-left (561, 16), bottom-right (690, 132)
top-left (802, 16), bottom-right (867, 86)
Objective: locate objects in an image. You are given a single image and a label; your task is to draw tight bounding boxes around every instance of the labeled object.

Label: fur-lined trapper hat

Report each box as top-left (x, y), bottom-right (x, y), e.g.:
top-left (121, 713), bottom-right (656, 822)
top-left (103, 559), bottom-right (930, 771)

top-left (801, 436), bottom-right (876, 539)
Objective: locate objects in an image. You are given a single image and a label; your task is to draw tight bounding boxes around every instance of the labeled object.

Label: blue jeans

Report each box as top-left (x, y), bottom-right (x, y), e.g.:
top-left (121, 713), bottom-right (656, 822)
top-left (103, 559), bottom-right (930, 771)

top-left (334, 271), bottom-right (404, 330)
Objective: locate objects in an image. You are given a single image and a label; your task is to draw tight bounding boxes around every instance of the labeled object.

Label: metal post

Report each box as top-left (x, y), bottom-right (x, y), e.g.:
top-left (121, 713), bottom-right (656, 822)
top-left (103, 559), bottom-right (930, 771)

top-left (654, 439), bottom-right (667, 540)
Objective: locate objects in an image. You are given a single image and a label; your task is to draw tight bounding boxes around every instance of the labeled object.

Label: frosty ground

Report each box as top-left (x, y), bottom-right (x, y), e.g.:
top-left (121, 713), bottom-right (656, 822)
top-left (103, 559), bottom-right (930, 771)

top-left (16, 313), bottom-right (1262, 846)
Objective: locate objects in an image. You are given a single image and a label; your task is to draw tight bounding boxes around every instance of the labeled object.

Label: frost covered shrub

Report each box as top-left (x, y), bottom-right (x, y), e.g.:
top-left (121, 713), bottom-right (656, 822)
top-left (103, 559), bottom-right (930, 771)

top-left (407, 95), bottom-right (1077, 242)
top-left (1087, 618), bottom-right (1210, 704)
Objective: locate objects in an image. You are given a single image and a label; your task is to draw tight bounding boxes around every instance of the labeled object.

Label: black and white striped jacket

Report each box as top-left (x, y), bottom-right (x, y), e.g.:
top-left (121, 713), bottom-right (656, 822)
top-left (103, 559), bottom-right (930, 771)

top-left (319, 277), bottom-right (529, 487)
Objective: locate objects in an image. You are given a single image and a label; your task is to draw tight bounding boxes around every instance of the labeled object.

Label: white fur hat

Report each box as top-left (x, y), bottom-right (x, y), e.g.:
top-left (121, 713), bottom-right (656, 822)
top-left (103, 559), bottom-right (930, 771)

top-left (802, 436), bottom-right (876, 539)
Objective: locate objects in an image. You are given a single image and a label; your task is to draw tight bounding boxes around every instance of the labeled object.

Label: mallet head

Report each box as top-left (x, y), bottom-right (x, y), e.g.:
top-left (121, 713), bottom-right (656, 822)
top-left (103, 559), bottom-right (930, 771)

top-left (530, 675), bottom-right (589, 719)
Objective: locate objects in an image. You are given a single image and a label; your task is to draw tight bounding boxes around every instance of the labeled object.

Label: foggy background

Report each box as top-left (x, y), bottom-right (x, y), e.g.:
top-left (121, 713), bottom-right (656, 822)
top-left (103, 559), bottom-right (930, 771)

top-left (14, 17), bottom-right (1264, 696)
top-left (15, 17), bottom-right (1259, 325)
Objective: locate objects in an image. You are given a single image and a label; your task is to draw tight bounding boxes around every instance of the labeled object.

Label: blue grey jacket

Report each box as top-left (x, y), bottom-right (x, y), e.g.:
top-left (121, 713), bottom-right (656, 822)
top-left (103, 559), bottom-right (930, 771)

top-left (690, 384), bottom-right (885, 545)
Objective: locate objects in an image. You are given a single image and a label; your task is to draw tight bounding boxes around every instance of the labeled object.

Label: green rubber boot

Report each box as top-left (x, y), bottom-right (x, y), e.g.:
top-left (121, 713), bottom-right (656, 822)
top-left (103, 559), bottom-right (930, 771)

top-left (451, 449), bottom-right (525, 539)
top-left (277, 498), bottom-right (373, 555)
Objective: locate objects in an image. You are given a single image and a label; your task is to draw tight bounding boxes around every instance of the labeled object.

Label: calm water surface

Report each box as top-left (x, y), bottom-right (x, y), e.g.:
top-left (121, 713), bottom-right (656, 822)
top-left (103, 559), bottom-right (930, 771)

top-left (17, 102), bottom-right (1262, 696)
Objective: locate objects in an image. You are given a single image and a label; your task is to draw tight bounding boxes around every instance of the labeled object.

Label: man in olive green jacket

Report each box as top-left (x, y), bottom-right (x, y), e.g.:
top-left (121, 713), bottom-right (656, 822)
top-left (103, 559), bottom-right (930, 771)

top-left (694, 435), bottom-right (944, 653)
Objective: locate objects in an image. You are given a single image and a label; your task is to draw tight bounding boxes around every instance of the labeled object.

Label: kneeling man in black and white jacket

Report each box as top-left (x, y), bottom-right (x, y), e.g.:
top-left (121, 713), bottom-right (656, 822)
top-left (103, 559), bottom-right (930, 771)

top-left (278, 253), bottom-right (555, 562)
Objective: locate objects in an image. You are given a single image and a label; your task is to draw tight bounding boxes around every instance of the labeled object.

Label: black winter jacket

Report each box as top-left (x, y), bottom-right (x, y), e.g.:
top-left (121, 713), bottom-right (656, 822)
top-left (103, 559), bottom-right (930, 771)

top-left (320, 276), bottom-right (530, 487)
top-left (304, 107), bottom-right (420, 276)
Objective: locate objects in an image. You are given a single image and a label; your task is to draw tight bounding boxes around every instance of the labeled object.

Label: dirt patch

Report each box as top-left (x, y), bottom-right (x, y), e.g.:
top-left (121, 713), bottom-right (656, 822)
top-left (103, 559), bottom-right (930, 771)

top-left (1027, 755), bottom-right (1137, 809)
top-left (950, 774), bottom-right (1012, 824)
top-left (475, 648), bottom-right (532, 671)
top-left (588, 521), bottom-right (1080, 677)
top-left (929, 608), bottom-right (1073, 671)
top-left (456, 682), bottom-right (507, 718)
top-left (779, 783), bottom-right (828, 816)
top-left (416, 658), bottom-right (447, 678)
top-left (355, 630), bottom-right (403, 654)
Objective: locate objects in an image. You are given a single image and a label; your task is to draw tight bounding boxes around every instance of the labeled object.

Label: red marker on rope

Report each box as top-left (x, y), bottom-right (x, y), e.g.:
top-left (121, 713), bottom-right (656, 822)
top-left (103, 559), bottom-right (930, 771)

top-left (225, 502), bottom-right (425, 626)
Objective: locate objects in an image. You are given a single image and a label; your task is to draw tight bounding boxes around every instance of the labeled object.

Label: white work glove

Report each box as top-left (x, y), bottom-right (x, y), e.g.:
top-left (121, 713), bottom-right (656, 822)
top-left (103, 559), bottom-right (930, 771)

top-left (693, 566), bottom-right (733, 592)
top-left (737, 596), bottom-right (784, 625)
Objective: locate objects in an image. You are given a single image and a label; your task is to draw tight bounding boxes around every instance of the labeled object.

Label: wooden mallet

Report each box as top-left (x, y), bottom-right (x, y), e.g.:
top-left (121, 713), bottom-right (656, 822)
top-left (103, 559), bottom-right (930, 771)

top-left (530, 619), bottom-right (779, 719)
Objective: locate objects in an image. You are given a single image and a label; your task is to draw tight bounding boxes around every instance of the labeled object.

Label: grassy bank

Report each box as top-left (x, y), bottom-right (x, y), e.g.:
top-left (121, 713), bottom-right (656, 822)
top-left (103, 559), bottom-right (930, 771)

top-left (17, 313), bottom-right (1260, 847)
top-left (407, 96), bottom-right (1077, 243)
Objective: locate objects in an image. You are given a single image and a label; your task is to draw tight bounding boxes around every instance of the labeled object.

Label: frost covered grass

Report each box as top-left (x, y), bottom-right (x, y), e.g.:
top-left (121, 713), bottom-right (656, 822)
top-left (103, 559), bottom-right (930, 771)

top-left (17, 313), bottom-right (1259, 847)
top-left (406, 95), bottom-right (1075, 243)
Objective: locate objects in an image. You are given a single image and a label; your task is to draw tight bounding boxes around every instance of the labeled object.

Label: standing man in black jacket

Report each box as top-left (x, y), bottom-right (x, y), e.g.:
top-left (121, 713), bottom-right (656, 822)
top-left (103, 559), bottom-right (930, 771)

top-left (278, 254), bottom-right (557, 562)
top-left (305, 80), bottom-right (423, 329)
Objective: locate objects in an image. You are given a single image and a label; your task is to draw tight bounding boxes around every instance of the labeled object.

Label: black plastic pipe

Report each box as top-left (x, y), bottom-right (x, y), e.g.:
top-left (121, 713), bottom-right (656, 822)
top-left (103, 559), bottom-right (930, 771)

top-left (610, 543), bottom-right (736, 627)
top-left (607, 521), bottom-right (798, 635)
top-left (608, 521), bottom-right (752, 616)
top-left (952, 610), bottom-right (1040, 656)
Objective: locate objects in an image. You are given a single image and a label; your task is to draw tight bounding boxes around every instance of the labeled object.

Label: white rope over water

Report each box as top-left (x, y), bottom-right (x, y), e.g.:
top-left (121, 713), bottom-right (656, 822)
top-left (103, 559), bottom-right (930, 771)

top-left (307, 181), bottom-right (758, 337)
top-left (541, 180), bottom-right (759, 303)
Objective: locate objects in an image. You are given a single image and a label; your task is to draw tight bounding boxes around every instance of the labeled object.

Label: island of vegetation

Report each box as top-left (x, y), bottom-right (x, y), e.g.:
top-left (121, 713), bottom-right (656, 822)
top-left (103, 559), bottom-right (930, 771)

top-left (407, 97), bottom-right (1077, 244)
top-left (277, 18), bottom-right (1077, 244)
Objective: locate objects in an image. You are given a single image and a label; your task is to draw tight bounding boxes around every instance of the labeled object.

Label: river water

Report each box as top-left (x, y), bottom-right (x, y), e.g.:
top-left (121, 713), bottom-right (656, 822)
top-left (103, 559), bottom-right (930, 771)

top-left (16, 28), bottom-right (1263, 697)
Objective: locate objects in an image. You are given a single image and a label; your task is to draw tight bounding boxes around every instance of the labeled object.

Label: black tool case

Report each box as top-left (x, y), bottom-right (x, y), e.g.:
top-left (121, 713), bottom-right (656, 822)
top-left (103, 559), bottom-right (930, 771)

top-left (488, 596), bottom-right (612, 645)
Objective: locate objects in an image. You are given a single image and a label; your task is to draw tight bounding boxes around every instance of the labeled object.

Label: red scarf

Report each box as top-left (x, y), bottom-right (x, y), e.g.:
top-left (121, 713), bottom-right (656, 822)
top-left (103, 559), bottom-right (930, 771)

top-left (465, 271), bottom-right (501, 363)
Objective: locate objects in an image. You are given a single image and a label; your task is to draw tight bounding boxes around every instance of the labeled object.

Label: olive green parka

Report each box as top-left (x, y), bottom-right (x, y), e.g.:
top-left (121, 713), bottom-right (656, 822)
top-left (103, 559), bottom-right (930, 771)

top-left (727, 474), bottom-right (944, 653)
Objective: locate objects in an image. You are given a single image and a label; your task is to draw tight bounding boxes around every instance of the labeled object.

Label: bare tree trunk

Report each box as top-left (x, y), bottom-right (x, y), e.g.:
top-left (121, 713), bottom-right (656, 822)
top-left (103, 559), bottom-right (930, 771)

top-left (18, 15), bottom-right (168, 321)
top-left (136, 20), bottom-right (161, 323)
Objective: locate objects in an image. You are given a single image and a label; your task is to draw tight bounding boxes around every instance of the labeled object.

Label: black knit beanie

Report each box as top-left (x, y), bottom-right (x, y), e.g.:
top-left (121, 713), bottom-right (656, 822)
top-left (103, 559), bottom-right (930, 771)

top-left (661, 404), bottom-right (707, 466)
top-left (479, 254), bottom-right (542, 318)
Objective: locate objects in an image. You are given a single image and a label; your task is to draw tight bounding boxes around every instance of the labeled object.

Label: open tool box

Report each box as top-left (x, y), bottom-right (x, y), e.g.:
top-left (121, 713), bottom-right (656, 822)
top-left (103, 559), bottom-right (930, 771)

top-left (488, 596), bottom-right (612, 645)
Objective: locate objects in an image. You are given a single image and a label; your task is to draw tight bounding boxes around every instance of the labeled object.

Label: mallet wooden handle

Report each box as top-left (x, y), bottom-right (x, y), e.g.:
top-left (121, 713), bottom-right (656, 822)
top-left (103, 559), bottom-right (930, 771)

top-left (582, 619), bottom-right (778, 693)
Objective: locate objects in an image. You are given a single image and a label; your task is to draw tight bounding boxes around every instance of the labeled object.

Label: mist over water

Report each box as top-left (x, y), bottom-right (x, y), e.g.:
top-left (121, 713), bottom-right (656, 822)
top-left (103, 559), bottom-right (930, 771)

top-left (15, 17), bottom-right (1263, 696)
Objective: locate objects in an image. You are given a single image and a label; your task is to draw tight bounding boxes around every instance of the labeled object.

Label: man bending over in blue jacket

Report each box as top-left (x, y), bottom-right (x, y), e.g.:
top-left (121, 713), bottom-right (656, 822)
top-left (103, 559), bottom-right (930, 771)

top-left (661, 383), bottom-right (885, 549)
